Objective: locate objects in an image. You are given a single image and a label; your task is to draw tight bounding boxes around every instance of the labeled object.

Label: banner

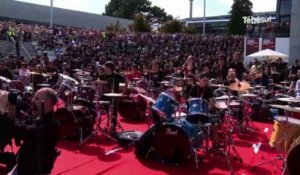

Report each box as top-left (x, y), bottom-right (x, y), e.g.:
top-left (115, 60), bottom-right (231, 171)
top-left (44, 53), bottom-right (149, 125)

top-left (262, 38), bottom-right (276, 50)
top-left (246, 38), bottom-right (259, 55)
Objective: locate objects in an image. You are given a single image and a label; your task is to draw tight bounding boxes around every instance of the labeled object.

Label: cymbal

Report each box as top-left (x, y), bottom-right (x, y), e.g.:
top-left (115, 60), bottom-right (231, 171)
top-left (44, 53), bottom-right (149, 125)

top-left (138, 93), bottom-right (155, 103)
top-left (75, 71), bottom-right (91, 76)
top-left (36, 84), bottom-right (51, 87)
top-left (90, 79), bottom-right (107, 84)
top-left (133, 78), bottom-right (141, 81)
top-left (277, 97), bottom-right (300, 103)
top-left (0, 76), bottom-right (11, 83)
top-left (59, 73), bottom-right (79, 85)
top-left (209, 84), bottom-right (228, 88)
top-left (119, 83), bottom-right (125, 87)
top-left (269, 104), bottom-right (300, 113)
top-left (215, 95), bottom-right (232, 100)
top-left (104, 93), bottom-right (123, 97)
top-left (280, 81), bottom-right (290, 85)
top-left (240, 93), bottom-right (257, 98)
top-left (229, 82), bottom-right (250, 91)
top-left (30, 72), bottom-right (47, 77)
top-left (273, 84), bottom-right (291, 90)
top-left (73, 69), bottom-right (82, 72)
top-left (252, 85), bottom-right (265, 89)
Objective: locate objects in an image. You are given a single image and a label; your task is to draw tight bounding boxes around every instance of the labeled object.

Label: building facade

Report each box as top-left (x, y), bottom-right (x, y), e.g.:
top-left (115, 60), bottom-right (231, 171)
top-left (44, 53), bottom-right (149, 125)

top-left (0, 0), bottom-right (132, 29)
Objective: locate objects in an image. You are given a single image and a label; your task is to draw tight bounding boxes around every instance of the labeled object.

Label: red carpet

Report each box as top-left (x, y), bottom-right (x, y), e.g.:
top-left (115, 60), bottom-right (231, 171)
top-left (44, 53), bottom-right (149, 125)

top-left (1, 116), bottom-right (289, 175)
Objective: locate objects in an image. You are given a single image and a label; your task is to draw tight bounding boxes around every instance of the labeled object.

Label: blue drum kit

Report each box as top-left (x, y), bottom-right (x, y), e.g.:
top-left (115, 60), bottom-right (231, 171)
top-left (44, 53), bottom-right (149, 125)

top-left (150, 92), bottom-right (216, 167)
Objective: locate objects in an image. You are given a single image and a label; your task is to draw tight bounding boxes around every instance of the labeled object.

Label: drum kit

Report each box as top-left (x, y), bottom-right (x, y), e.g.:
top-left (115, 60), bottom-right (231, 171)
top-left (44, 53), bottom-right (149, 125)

top-left (253, 95), bottom-right (300, 174)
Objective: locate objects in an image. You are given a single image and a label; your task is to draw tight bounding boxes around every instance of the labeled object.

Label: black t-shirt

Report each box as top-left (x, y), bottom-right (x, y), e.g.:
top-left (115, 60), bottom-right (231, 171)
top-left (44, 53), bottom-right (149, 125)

top-left (100, 73), bottom-right (125, 93)
top-left (0, 68), bottom-right (13, 79)
top-left (148, 71), bottom-right (164, 87)
top-left (188, 85), bottom-right (214, 102)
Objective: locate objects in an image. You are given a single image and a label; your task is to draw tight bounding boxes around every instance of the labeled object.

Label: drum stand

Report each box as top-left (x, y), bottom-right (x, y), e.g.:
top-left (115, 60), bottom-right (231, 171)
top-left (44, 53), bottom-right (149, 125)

top-left (209, 96), bottom-right (243, 175)
top-left (253, 110), bottom-right (290, 175)
top-left (78, 84), bottom-right (120, 147)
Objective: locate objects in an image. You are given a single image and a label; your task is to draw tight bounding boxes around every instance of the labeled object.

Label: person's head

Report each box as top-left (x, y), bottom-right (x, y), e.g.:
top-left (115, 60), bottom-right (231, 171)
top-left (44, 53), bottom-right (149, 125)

top-left (152, 60), bottom-right (160, 71)
top-left (131, 64), bottom-right (138, 71)
top-left (32, 88), bottom-right (58, 114)
top-left (198, 72), bottom-right (210, 87)
top-left (297, 69), bottom-right (300, 78)
top-left (35, 64), bottom-right (43, 73)
top-left (227, 68), bottom-right (237, 79)
top-left (104, 61), bottom-right (114, 75)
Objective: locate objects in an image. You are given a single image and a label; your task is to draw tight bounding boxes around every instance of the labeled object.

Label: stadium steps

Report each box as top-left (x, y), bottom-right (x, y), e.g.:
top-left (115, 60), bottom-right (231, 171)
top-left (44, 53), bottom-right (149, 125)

top-left (0, 40), bottom-right (38, 59)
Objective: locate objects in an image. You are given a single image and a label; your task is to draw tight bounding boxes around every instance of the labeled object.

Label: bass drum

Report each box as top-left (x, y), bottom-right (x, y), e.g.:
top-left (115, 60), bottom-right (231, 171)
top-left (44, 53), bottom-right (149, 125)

top-left (118, 95), bottom-right (147, 120)
top-left (151, 119), bottom-right (202, 166)
top-left (287, 136), bottom-right (300, 175)
top-left (55, 105), bottom-right (93, 138)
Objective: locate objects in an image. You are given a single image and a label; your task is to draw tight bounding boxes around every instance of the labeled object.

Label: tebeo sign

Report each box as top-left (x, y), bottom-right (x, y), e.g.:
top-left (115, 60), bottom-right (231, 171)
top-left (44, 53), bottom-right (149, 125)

top-left (243, 16), bottom-right (272, 24)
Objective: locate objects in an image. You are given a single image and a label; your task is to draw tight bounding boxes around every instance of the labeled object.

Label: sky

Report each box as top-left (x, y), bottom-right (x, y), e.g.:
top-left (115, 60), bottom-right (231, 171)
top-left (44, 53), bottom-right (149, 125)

top-left (15, 0), bottom-right (277, 19)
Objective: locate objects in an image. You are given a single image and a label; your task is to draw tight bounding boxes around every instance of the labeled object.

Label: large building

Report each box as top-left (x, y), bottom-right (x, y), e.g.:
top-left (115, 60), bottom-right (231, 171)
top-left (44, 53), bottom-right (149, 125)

top-left (0, 0), bottom-right (132, 29)
top-left (182, 12), bottom-right (277, 36)
top-left (288, 0), bottom-right (300, 64)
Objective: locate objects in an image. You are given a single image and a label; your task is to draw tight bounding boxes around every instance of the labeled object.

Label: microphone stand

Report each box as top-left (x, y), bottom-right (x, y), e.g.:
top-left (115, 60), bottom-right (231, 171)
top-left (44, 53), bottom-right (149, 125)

top-left (36, 101), bottom-right (45, 174)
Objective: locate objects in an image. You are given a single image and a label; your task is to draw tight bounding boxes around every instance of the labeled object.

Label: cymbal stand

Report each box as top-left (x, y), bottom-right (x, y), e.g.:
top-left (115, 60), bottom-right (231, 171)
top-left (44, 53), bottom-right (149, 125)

top-left (209, 92), bottom-right (243, 175)
top-left (253, 109), bottom-right (290, 175)
top-left (109, 78), bottom-right (124, 133)
top-left (78, 83), bottom-right (118, 147)
top-left (235, 96), bottom-right (257, 134)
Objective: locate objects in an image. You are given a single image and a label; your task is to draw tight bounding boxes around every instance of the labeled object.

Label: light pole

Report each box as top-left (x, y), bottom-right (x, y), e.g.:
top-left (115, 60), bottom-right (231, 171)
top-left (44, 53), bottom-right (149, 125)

top-left (189, 0), bottom-right (193, 18)
top-left (203, 0), bottom-right (206, 35)
top-left (50, 0), bottom-right (53, 28)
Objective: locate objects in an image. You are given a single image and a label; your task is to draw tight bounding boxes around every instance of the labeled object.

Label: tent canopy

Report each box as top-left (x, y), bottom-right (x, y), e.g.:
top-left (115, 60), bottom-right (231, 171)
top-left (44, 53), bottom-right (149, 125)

top-left (245, 49), bottom-right (288, 64)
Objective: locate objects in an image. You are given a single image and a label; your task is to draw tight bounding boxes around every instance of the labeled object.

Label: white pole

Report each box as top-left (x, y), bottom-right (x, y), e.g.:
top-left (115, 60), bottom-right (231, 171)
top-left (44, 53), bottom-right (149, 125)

top-left (50, 0), bottom-right (53, 28)
top-left (203, 0), bottom-right (206, 35)
top-left (189, 0), bottom-right (193, 18)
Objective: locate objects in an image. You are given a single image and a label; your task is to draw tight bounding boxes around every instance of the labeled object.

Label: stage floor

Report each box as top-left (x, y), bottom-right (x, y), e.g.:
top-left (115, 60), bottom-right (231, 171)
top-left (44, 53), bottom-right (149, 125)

top-left (1, 116), bottom-right (288, 175)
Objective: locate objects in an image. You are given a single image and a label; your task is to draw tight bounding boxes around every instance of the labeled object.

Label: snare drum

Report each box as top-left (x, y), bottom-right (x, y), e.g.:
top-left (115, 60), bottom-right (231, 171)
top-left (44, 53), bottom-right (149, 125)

top-left (55, 105), bottom-right (93, 138)
top-left (152, 92), bottom-right (179, 121)
top-left (118, 94), bottom-right (147, 120)
top-left (269, 116), bottom-right (300, 152)
top-left (186, 98), bottom-right (210, 124)
top-left (151, 118), bottom-right (202, 166)
top-left (57, 79), bottom-right (76, 105)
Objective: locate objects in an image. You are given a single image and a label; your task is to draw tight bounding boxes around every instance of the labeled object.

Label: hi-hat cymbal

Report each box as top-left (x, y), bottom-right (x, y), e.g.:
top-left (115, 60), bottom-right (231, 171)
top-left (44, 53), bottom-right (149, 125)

top-left (240, 93), bottom-right (257, 98)
top-left (269, 104), bottom-right (300, 113)
top-left (277, 97), bottom-right (300, 103)
top-left (104, 93), bottom-right (123, 97)
top-left (229, 82), bottom-right (250, 91)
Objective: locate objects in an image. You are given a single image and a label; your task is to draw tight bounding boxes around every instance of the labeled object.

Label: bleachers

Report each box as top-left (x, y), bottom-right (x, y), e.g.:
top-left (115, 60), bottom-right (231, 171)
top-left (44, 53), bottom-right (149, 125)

top-left (0, 40), bottom-right (38, 59)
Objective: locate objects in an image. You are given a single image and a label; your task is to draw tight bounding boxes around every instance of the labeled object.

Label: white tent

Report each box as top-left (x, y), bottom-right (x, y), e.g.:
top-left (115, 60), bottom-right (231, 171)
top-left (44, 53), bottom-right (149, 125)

top-left (245, 49), bottom-right (288, 64)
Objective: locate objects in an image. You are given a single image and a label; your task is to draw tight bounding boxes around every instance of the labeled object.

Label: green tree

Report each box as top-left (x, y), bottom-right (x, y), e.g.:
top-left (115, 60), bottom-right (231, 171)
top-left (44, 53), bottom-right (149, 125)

top-left (106, 21), bottom-right (127, 32)
top-left (133, 14), bottom-right (151, 32)
top-left (228, 0), bottom-right (253, 35)
top-left (160, 19), bottom-right (183, 33)
top-left (103, 0), bottom-right (173, 23)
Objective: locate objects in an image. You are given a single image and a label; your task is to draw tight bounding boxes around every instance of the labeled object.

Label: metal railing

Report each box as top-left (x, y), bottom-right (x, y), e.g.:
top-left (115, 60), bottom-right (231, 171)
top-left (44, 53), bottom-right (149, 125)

top-left (9, 35), bottom-right (32, 60)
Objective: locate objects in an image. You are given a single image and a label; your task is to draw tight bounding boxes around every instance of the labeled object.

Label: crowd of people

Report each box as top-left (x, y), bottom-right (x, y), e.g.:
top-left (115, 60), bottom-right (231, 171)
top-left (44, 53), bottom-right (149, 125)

top-left (0, 19), bottom-right (299, 175)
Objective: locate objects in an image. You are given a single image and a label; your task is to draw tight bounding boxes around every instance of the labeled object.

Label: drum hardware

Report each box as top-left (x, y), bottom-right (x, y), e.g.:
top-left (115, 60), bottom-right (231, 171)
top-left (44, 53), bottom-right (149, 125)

top-left (253, 108), bottom-right (296, 174)
top-left (78, 82), bottom-right (121, 147)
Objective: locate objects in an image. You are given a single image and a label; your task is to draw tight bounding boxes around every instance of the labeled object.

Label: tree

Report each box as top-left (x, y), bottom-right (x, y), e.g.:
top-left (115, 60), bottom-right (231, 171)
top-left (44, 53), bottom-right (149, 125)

top-left (103, 0), bottom-right (173, 23)
top-left (228, 0), bottom-right (253, 35)
top-left (160, 19), bottom-right (183, 33)
top-left (106, 21), bottom-right (127, 32)
top-left (133, 14), bottom-right (151, 32)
